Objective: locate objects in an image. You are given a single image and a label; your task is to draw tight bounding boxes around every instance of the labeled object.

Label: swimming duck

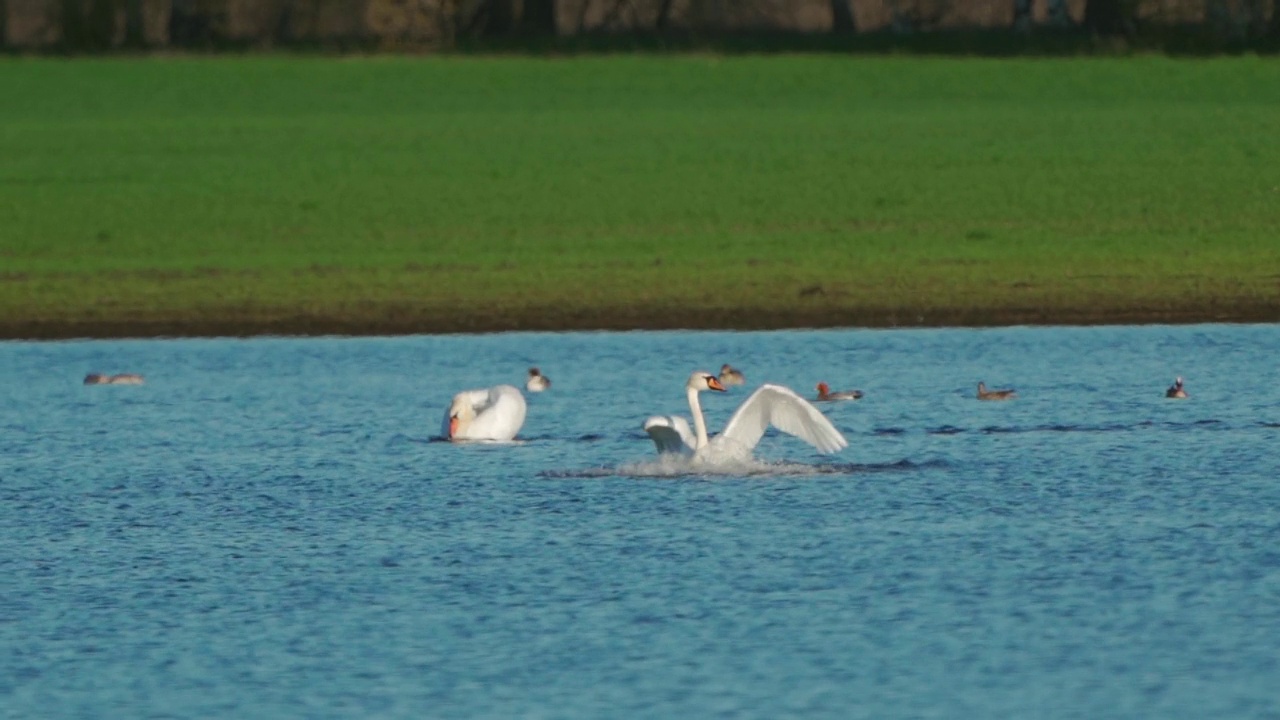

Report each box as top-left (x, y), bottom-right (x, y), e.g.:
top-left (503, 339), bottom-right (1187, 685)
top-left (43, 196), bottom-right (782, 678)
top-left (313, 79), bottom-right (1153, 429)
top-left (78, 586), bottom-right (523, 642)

top-left (718, 364), bottom-right (746, 386)
top-left (1166, 377), bottom-right (1188, 399)
top-left (525, 367), bottom-right (550, 392)
top-left (84, 373), bottom-right (145, 385)
top-left (815, 382), bottom-right (863, 401)
top-left (977, 382), bottom-right (1016, 400)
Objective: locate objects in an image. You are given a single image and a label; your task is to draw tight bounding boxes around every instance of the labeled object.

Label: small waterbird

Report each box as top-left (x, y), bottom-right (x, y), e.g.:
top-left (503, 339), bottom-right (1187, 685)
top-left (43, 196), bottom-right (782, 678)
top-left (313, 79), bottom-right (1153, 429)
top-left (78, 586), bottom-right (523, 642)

top-left (718, 364), bottom-right (746, 386)
top-left (1166, 377), bottom-right (1188, 399)
top-left (525, 368), bottom-right (551, 392)
top-left (84, 373), bottom-right (145, 385)
top-left (815, 382), bottom-right (863, 401)
top-left (977, 382), bottom-right (1016, 400)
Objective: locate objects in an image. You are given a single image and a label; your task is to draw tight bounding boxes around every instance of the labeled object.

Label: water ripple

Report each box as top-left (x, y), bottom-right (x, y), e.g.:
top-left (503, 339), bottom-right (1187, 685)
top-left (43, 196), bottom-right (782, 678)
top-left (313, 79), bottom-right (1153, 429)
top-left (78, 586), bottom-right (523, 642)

top-left (4, 325), bottom-right (1280, 719)
top-left (541, 457), bottom-right (946, 479)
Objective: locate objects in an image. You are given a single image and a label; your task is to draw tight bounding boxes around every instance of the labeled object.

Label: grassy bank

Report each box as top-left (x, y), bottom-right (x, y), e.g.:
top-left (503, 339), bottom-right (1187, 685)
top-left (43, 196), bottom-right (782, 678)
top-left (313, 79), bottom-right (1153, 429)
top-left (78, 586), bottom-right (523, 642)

top-left (1, 56), bottom-right (1278, 338)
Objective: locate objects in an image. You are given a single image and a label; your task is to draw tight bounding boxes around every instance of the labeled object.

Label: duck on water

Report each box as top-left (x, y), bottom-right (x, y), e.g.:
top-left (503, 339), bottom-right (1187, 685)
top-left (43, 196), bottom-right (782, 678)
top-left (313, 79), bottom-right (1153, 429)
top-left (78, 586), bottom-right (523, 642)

top-left (84, 373), bottom-right (144, 385)
top-left (976, 382), bottom-right (1016, 400)
top-left (815, 382), bottom-right (863, 401)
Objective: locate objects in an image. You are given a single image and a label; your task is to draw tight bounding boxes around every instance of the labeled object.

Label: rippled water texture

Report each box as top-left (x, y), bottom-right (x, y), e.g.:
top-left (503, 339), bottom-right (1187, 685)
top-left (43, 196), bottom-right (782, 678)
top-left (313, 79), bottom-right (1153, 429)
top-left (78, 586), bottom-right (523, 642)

top-left (3, 325), bottom-right (1279, 718)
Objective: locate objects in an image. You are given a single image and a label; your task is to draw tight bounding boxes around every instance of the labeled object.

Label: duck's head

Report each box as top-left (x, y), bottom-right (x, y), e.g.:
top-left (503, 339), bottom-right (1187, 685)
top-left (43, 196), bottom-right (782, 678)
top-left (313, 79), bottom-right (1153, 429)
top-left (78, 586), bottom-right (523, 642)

top-left (528, 367), bottom-right (541, 377)
top-left (816, 382), bottom-right (830, 395)
top-left (688, 371), bottom-right (726, 392)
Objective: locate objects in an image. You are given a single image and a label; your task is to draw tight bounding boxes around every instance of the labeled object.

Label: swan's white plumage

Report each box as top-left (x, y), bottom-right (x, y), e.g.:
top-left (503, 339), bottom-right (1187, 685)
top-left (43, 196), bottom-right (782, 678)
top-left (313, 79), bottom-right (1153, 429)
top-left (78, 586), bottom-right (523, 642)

top-left (644, 372), bottom-right (847, 461)
top-left (642, 415), bottom-right (696, 456)
top-left (720, 384), bottom-right (848, 455)
top-left (443, 384), bottom-right (526, 441)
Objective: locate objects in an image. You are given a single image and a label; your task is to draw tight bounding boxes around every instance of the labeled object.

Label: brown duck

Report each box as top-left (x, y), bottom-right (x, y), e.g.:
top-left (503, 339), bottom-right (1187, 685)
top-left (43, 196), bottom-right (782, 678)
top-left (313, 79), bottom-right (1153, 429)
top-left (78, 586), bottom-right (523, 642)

top-left (816, 382), bottom-right (863, 401)
top-left (84, 373), bottom-right (145, 385)
top-left (718, 364), bottom-right (746, 387)
top-left (977, 382), bottom-right (1016, 401)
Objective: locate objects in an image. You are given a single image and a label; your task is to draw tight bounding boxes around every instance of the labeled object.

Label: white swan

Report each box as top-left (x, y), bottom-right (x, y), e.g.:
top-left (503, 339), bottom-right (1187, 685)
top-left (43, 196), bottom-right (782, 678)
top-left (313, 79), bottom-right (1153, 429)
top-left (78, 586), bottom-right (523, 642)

top-left (442, 385), bottom-right (527, 441)
top-left (643, 371), bottom-right (847, 461)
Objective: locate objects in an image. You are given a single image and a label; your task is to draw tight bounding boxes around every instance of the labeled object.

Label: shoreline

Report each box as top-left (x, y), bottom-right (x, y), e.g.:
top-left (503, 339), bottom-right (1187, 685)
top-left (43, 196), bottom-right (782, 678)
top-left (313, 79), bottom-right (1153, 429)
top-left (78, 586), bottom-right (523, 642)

top-left (5, 303), bottom-right (1276, 341)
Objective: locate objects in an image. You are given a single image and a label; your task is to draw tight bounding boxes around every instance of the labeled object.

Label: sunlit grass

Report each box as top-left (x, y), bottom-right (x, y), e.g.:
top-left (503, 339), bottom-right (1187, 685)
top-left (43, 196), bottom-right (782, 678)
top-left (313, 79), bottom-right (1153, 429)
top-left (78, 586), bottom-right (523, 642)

top-left (1, 55), bottom-right (1278, 336)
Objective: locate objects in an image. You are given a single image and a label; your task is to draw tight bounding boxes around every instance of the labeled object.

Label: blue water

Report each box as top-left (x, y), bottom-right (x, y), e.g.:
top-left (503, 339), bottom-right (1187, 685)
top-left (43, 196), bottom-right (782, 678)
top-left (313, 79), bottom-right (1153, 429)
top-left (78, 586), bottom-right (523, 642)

top-left (3, 325), bottom-right (1279, 718)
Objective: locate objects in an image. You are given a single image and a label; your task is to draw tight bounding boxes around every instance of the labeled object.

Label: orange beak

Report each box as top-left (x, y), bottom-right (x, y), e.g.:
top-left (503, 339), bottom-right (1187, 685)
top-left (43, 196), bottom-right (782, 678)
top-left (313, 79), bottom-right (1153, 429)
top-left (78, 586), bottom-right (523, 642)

top-left (708, 377), bottom-right (726, 392)
top-left (448, 416), bottom-right (459, 438)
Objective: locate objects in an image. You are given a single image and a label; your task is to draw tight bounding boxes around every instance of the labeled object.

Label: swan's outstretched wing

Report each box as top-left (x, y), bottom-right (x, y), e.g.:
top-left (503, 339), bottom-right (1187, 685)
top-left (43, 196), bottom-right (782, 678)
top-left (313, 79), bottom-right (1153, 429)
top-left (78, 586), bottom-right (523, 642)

top-left (717, 384), bottom-right (848, 454)
top-left (643, 415), bottom-right (695, 455)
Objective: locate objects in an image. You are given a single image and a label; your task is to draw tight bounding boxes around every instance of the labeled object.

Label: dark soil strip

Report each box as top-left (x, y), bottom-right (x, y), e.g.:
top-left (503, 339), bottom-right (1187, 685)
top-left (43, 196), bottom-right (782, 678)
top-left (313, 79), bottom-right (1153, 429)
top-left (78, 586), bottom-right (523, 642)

top-left (4, 301), bottom-right (1277, 340)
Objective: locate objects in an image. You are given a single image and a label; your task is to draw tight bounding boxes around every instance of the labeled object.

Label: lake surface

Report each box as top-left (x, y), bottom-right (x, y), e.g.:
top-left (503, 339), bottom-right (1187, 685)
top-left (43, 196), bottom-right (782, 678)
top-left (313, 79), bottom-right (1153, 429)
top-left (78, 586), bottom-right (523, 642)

top-left (3, 325), bottom-right (1279, 719)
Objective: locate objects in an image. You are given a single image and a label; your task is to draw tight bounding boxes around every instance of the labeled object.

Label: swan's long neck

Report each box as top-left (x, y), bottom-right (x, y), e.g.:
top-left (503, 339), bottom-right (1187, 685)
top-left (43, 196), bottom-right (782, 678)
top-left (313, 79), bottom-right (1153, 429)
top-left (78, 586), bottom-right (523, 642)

top-left (687, 387), bottom-right (709, 450)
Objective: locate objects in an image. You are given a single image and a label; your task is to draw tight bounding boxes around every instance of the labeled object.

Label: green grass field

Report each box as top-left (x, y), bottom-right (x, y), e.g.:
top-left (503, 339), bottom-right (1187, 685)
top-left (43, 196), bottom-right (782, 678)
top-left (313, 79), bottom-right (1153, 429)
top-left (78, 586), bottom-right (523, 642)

top-left (1, 55), bottom-right (1278, 338)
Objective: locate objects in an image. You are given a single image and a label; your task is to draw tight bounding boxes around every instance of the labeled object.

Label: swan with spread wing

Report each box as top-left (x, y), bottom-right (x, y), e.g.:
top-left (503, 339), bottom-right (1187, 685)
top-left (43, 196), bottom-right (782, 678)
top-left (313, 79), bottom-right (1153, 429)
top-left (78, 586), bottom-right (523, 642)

top-left (442, 384), bottom-right (527, 441)
top-left (643, 371), bottom-right (847, 460)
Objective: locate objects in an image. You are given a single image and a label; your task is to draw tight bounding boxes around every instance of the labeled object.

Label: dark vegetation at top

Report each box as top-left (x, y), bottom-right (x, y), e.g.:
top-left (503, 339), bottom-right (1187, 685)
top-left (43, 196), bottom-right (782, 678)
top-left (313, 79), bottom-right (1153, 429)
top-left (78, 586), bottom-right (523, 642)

top-left (1, 0), bottom-right (1278, 56)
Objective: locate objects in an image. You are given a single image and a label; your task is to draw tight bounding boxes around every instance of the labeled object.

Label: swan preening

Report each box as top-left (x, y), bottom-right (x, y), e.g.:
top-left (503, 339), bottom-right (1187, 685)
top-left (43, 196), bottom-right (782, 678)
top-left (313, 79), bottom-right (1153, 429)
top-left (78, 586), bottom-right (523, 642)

top-left (815, 382), bottom-right (863, 401)
top-left (84, 373), bottom-right (144, 385)
top-left (443, 385), bottom-right (527, 441)
top-left (977, 382), bottom-right (1016, 401)
top-left (526, 367), bottom-right (550, 392)
top-left (643, 371), bottom-right (847, 462)
top-left (1166, 377), bottom-right (1188, 399)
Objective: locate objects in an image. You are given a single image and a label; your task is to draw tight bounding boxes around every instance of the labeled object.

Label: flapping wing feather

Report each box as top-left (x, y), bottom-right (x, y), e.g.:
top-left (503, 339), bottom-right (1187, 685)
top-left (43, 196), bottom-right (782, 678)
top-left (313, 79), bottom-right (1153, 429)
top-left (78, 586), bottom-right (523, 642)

top-left (718, 384), bottom-right (848, 454)
top-left (643, 415), bottom-right (696, 455)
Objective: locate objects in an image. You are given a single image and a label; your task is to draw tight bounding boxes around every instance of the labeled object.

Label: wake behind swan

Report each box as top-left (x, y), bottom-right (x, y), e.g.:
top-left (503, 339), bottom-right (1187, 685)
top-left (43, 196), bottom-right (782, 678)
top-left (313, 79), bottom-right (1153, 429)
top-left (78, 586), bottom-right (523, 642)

top-left (546, 454), bottom-right (853, 478)
top-left (539, 456), bottom-right (940, 479)
top-left (618, 454), bottom-right (842, 477)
